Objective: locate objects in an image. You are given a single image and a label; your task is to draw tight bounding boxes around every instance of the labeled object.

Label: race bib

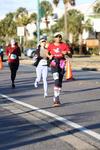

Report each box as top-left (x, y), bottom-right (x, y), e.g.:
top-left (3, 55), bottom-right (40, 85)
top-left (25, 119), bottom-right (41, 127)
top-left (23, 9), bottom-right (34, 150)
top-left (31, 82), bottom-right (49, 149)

top-left (38, 59), bottom-right (47, 66)
top-left (53, 72), bottom-right (59, 80)
top-left (10, 54), bottom-right (17, 59)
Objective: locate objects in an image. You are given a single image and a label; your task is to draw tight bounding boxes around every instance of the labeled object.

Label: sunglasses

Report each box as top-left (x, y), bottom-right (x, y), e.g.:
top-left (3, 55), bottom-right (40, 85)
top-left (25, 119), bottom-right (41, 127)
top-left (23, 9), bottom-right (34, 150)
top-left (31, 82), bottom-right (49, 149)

top-left (55, 35), bottom-right (62, 38)
top-left (41, 40), bottom-right (46, 42)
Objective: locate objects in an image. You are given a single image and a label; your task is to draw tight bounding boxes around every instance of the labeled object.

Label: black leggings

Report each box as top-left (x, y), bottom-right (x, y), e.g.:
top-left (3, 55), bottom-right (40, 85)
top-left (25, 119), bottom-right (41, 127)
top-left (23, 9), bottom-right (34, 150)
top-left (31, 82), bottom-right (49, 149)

top-left (9, 62), bottom-right (19, 83)
top-left (51, 66), bottom-right (65, 88)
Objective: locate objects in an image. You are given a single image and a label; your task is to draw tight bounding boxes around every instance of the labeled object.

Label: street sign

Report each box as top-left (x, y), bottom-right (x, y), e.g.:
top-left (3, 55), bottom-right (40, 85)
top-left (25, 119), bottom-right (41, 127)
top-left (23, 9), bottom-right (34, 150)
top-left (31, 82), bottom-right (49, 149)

top-left (86, 39), bottom-right (99, 48)
top-left (17, 27), bottom-right (25, 36)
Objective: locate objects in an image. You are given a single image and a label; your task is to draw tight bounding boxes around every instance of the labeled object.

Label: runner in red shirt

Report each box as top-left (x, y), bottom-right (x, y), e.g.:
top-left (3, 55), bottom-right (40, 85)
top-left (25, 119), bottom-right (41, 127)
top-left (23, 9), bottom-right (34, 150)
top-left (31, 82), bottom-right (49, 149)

top-left (46, 32), bottom-right (71, 107)
top-left (6, 39), bottom-right (21, 88)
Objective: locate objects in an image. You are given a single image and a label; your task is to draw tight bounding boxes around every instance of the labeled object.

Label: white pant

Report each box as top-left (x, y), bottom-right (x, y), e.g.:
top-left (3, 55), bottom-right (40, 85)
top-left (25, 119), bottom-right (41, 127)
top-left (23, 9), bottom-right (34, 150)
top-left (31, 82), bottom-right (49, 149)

top-left (35, 65), bottom-right (48, 94)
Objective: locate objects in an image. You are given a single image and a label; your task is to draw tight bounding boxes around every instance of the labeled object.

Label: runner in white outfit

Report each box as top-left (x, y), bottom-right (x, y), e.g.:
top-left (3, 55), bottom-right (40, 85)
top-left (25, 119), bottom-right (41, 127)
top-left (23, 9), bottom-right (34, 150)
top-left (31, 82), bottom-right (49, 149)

top-left (34, 37), bottom-right (48, 98)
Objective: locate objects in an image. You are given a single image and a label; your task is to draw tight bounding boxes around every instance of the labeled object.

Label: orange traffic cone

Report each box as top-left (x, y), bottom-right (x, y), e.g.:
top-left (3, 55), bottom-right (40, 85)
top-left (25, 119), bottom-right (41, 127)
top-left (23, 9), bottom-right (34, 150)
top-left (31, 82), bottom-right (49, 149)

top-left (0, 56), bottom-right (3, 70)
top-left (66, 60), bottom-right (73, 80)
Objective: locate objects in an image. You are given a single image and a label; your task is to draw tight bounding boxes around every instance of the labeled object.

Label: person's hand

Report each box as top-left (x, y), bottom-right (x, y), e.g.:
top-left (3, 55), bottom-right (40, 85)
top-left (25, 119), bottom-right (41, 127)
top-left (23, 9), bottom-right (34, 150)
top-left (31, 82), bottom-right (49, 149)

top-left (49, 55), bottom-right (53, 60)
top-left (62, 51), bottom-right (66, 55)
top-left (67, 51), bottom-right (72, 58)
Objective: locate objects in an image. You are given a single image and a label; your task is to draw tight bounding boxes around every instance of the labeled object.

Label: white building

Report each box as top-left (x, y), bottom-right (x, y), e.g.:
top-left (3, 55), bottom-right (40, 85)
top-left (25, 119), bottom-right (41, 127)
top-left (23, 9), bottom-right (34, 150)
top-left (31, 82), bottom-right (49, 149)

top-left (26, 0), bottom-right (100, 40)
top-left (73, 1), bottom-right (100, 37)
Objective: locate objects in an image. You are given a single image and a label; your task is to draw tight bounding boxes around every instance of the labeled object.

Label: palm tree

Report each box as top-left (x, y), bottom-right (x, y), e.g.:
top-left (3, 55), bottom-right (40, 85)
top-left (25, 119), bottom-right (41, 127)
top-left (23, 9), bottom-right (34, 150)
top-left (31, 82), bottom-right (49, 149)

top-left (14, 7), bottom-right (31, 50)
top-left (29, 12), bottom-right (37, 24)
top-left (15, 7), bottom-right (28, 19)
top-left (40, 1), bottom-right (53, 28)
top-left (0, 12), bottom-right (16, 40)
top-left (15, 7), bottom-right (30, 26)
top-left (93, 1), bottom-right (100, 14)
top-left (51, 8), bottom-right (92, 54)
top-left (53, 0), bottom-right (75, 6)
top-left (53, 0), bottom-right (59, 7)
top-left (68, 9), bottom-right (93, 54)
top-left (53, 0), bottom-right (75, 38)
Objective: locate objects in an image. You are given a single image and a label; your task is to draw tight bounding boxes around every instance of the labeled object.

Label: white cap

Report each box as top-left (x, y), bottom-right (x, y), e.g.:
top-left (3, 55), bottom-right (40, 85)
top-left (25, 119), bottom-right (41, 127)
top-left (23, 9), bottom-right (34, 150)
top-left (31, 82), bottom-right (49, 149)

top-left (54, 32), bottom-right (63, 38)
top-left (10, 39), bottom-right (15, 45)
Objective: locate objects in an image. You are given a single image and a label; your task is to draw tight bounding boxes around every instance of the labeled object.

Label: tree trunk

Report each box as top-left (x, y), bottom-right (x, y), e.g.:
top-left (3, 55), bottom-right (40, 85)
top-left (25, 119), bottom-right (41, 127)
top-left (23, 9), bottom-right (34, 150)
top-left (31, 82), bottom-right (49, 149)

top-left (45, 16), bottom-right (49, 28)
top-left (64, 4), bottom-right (68, 39)
top-left (79, 33), bottom-right (83, 55)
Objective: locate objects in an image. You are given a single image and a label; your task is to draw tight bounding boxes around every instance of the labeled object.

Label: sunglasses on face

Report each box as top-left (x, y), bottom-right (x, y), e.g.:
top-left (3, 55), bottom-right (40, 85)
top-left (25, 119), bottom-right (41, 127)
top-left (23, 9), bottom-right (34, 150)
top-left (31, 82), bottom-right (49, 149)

top-left (55, 35), bottom-right (62, 38)
top-left (41, 40), bottom-right (46, 43)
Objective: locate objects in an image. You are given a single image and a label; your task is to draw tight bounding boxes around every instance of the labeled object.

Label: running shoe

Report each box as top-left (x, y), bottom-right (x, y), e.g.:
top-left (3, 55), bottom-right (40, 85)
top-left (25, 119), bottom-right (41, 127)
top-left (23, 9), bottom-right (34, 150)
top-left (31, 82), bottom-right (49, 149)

top-left (53, 100), bottom-right (61, 107)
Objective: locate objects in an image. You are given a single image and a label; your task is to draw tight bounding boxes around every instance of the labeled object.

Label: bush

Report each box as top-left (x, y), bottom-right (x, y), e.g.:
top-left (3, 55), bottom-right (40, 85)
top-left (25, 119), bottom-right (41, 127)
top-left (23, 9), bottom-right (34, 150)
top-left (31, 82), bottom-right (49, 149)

top-left (24, 39), bottom-right (37, 48)
top-left (91, 48), bottom-right (100, 55)
top-left (0, 39), bottom-right (5, 47)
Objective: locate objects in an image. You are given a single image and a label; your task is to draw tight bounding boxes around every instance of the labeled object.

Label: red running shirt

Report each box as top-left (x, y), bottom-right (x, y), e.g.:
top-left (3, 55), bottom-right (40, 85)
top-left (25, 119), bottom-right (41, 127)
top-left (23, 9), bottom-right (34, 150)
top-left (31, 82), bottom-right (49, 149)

top-left (6, 45), bottom-right (21, 63)
top-left (47, 42), bottom-right (70, 58)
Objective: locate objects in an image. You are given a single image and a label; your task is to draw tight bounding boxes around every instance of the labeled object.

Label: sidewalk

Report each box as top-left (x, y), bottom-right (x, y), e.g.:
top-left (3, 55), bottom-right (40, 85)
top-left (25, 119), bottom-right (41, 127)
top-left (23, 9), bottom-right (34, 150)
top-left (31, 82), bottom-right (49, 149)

top-left (20, 54), bottom-right (100, 71)
top-left (71, 55), bottom-right (100, 70)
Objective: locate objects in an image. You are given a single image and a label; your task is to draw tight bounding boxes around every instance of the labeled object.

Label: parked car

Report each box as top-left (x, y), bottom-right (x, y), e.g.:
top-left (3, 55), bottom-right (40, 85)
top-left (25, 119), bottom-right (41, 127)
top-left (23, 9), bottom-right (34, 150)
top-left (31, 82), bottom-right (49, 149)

top-left (23, 48), bottom-right (36, 58)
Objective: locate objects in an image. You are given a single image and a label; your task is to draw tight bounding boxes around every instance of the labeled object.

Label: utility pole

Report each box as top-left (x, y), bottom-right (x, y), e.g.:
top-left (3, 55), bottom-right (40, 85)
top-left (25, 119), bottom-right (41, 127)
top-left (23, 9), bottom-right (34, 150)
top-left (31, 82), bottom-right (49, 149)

top-left (37, 0), bottom-right (40, 45)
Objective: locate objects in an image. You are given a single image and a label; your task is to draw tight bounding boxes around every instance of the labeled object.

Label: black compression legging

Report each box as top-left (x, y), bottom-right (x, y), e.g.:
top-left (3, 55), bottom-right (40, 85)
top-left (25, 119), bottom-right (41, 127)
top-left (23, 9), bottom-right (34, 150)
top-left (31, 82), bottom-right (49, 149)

top-left (9, 62), bottom-right (19, 83)
top-left (51, 66), bottom-right (65, 88)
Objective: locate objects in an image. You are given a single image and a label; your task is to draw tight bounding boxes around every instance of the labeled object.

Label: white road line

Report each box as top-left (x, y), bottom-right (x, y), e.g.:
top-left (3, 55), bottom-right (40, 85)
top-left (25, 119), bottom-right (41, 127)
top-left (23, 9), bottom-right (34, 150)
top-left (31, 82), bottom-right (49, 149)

top-left (0, 93), bottom-right (100, 141)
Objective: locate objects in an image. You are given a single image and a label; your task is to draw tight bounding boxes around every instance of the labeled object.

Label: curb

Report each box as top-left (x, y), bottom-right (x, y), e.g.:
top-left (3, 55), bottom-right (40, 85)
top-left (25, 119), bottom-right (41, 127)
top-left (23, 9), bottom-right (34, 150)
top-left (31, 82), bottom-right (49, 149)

top-left (82, 67), bottom-right (98, 71)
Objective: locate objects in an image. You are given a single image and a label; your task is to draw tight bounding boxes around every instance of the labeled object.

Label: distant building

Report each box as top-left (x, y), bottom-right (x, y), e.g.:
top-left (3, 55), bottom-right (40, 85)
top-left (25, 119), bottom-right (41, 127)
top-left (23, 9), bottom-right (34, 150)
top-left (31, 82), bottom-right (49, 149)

top-left (25, 0), bottom-right (100, 41)
top-left (73, 1), bottom-right (100, 39)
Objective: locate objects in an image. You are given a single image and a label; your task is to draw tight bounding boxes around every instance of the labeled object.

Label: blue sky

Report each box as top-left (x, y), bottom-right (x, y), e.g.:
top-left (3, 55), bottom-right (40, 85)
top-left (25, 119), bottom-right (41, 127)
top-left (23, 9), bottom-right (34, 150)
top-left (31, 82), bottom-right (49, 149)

top-left (0, 0), bottom-right (95, 19)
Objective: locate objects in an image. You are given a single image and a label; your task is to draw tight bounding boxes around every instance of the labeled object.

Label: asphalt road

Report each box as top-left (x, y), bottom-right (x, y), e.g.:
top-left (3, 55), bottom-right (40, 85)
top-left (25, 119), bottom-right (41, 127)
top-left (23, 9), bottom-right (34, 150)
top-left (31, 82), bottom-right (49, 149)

top-left (0, 62), bottom-right (100, 149)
